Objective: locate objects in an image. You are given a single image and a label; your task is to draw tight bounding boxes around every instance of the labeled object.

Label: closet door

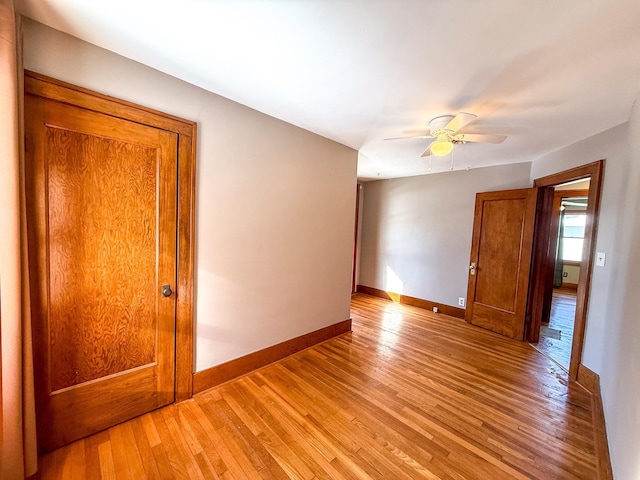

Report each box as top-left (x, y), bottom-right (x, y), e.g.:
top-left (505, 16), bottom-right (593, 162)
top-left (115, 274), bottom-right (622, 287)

top-left (26, 89), bottom-right (178, 452)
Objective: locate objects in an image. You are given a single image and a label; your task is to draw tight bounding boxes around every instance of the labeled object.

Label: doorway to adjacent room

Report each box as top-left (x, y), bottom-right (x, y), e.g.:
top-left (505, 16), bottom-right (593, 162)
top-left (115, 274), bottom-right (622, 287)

top-left (529, 161), bottom-right (603, 379)
top-left (535, 183), bottom-right (588, 369)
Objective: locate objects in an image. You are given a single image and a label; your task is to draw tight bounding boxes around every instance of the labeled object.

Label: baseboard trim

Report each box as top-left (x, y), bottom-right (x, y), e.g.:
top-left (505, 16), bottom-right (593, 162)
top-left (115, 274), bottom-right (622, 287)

top-left (356, 285), bottom-right (465, 319)
top-left (192, 319), bottom-right (352, 394)
top-left (562, 282), bottom-right (579, 290)
top-left (577, 363), bottom-right (613, 480)
top-left (577, 363), bottom-right (599, 393)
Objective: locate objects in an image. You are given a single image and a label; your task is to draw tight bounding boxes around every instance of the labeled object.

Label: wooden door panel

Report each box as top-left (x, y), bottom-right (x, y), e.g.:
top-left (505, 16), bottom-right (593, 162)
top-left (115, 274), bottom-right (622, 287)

top-left (466, 188), bottom-right (538, 340)
top-left (46, 367), bottom-right (158, 449)
top-left (47, 127), bottom-right (159, 390)
top-left (474, 198), bottom-right (526, 311)
top-left (26, 95), bottom-right (178, 452)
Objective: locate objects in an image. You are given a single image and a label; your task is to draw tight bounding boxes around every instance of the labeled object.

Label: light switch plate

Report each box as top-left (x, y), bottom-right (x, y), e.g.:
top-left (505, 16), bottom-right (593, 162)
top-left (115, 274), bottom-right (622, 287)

top-left (596, 252), bottom-right (606, 267)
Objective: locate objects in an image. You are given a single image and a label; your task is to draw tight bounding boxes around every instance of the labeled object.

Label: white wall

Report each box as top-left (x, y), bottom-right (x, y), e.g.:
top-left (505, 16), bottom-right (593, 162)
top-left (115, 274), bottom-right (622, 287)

top-left (530, 123), bottom-right (629, 373)
top-left (359, 162), bottom-right (531, 307)
top-left (531, 118), bottom-right (640, 479)
top-left (599, 101), bottom-right (640, 480)
top-left (22, 19), bottom-right (358, 371)
top-left (562, 265), bottom-right (580, 285)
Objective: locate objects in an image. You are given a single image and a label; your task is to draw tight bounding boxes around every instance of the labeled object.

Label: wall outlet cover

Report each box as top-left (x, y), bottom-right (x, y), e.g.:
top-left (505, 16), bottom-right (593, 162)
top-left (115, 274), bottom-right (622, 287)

top-left (458, 297), bottom-right (465, 307)
top-left (596, 252), bottom-right (606, 267)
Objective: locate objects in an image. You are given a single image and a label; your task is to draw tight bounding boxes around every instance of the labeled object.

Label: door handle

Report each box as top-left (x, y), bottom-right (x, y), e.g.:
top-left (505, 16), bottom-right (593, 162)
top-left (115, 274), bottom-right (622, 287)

top-left (162, 284), bottom-right (173, 297)
top-left (469, 262), bottom-right (476, 276)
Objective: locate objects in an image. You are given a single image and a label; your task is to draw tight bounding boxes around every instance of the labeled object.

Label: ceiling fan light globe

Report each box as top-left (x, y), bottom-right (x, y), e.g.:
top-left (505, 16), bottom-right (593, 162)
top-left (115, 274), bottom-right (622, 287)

top-left (431, 140), bottom-right (453, 156)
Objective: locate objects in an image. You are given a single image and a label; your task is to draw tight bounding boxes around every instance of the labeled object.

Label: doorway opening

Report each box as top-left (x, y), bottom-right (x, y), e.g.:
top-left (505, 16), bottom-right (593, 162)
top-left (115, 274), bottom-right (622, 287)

top-left (352, 183), bottom-right (362, 294)
top-left (527, 161), bottom-right (604, 379)
top-left (534, 181), bottom-right (589, 369)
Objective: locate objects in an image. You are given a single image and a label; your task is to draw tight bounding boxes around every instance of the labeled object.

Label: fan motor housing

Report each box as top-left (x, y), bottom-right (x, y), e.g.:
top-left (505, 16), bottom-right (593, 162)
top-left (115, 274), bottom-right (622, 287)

top-left (429, 115), bottom-right (455, 136)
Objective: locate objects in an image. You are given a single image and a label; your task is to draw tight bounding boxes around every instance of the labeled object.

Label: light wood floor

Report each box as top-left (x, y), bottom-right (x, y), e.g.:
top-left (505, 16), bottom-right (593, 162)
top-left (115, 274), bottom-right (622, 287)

top-left (35, 294), bottom-right (597, 479)
top-left (536, 288), bottom-right (577, 370)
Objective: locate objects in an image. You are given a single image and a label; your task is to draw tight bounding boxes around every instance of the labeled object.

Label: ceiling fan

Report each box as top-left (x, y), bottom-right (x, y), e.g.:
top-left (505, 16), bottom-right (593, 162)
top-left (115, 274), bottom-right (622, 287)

top-left (386, 113), bottom-right (507, 157)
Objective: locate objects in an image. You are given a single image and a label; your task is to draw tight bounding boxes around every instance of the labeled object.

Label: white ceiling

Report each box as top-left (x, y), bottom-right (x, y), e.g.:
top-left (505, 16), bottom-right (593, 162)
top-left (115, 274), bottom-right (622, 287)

top-left (16, 0), bottom-right (640, 180)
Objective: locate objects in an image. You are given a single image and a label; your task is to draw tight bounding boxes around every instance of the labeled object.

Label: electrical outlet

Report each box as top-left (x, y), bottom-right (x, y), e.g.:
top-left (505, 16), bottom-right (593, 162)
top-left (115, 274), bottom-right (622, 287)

top-left (458, 297), bottom-right (465, 307)
top-left (563, 272), bottom-right (568, 278)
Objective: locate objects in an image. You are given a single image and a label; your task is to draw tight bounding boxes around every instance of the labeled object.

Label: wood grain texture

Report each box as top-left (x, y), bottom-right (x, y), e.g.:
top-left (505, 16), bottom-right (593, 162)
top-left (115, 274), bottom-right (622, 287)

top-left (25, 71), bottom-right (197, 404)
top-left (475, 198), bottom-right (525, 310)
top-left (35, 294), bottom-right (603, 479)
top-left (25, 72), bottom-right (199, 452)
top-left (466, 188), bottom-right (538, 340)
top-left (534, 160), bottom-right (604, 379)
top-left (526, 187), bottom-right (554, 343)
top-left (193, 319), bottom-right (352, 394)
top-left (26, 93), bottom-right (178, 452)
top-left (46, 126), bottom-right (159, 390)
top-left (577, 362), bottom-right (599, 394)
top-left (542, 193), bottom-right (565, 324)
top-left (175, 132), bottom-right (197, 402)
top-left (356, 284), bottom-right (465, 318)
top-left (24, 71), bottom-right (194, 136)
top-left (576, 364), bottom-right (613, 480)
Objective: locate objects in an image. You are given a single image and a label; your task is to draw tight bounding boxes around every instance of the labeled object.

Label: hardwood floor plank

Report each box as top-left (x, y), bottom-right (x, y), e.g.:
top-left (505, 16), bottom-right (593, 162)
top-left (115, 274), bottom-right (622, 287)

top-left (59, 440), bottom-right (86, 480)
top-left (109, 422), bottom-right (147, 479)
top-left (535, 289), bottom-right (577, 369)
top-left (220, 384), bottom-right (299, 479)
top-left (83, 431), bottom-right (108, 480)
top-left (97, 440), bottom-right (117, 480)
top-left (141, 411), bottom-right (162, 448)
top-left (161, 405), bottom-right (207, 480)
top-left (130, 416), bottom-right (164, 480)
top-left (35, 294), bottom-right (600, 479)
top-left (151, 408), bottom-right (191, 479)
top-left (150, 443), bottom-right (180, 480)
top-left (177, 401), bottom-right (226, 478)
top-left (193, 396), bottom-right (262, 479)
top-left (236, 380), bottom-right (321, 480)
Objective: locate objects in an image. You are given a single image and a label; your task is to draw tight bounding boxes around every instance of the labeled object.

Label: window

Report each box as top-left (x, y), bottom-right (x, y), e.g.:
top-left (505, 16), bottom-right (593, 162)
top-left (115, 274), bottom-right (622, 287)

top-left (561, 212), bottom-right (586, 262)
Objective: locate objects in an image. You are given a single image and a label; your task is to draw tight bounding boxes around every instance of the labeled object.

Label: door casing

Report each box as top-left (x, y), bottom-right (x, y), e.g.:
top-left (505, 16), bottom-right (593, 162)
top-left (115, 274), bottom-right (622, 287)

top-left (529, 160), bottom-right (604, 379)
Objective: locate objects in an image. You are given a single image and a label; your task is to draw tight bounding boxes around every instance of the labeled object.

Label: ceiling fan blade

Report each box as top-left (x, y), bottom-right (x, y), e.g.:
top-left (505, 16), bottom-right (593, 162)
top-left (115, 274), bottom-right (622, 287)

top-left (445, 112), bottom-right (477, 133)
top-left (384, 134), bottom-right (432, 141)
top-left (457, 133), bottom-right (507, 144)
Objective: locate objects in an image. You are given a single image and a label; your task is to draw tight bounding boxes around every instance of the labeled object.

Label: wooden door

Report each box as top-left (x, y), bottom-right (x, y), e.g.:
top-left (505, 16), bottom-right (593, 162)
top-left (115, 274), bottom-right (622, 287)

top-left (465, 188), bottom-right (539, 340)
top-left (26, 93), bottom-right (178, 452)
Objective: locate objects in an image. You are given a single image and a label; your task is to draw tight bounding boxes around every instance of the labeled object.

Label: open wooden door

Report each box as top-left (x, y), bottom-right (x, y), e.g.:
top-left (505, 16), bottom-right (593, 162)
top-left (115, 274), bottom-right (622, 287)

top-left (26, 84), bottom-right (179, 452)
top-left (465, 188), bottom-right (541, 340)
